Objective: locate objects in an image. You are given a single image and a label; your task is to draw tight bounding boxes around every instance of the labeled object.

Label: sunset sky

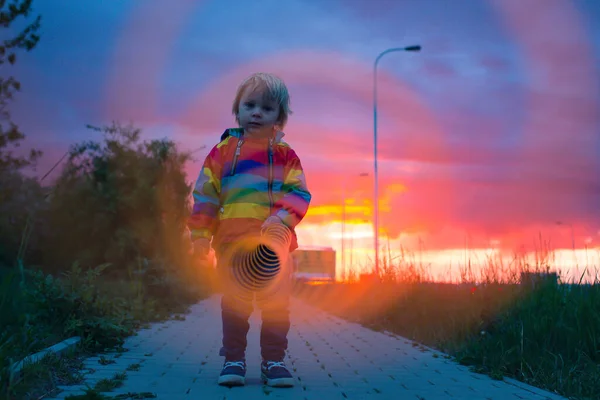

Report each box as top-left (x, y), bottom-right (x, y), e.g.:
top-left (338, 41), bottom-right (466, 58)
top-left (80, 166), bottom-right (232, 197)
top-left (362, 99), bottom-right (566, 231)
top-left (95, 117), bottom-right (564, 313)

top-left (10, 0), bottom-right (600, 280)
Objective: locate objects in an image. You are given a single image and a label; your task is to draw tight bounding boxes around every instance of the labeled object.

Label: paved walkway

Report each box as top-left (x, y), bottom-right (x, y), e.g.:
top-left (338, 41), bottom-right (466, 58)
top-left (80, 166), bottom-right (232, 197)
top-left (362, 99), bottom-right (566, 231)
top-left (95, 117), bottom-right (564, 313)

top-left (50, 295), bottom-right (566, 400)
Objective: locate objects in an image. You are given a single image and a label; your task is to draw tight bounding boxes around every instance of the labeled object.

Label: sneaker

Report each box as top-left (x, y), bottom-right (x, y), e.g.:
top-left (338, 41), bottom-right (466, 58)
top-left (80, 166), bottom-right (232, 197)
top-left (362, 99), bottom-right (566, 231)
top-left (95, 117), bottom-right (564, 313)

top-left (218, 360), bottom-right (246, 386)
top-left (261, 360), bottom-right (295, 387)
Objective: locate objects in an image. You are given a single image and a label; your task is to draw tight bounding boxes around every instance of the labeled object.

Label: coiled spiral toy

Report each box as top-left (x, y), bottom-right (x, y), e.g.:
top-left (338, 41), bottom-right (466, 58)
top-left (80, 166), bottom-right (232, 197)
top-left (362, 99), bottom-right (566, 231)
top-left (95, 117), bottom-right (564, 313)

top-left (228, 223), bottom-right (292, 293)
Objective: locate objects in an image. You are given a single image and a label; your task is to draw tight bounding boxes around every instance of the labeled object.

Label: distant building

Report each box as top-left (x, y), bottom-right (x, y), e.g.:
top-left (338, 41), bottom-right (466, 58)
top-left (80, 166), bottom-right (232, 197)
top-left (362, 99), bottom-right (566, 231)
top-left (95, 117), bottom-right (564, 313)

top-left (291, 246), bottom-right (336, 283)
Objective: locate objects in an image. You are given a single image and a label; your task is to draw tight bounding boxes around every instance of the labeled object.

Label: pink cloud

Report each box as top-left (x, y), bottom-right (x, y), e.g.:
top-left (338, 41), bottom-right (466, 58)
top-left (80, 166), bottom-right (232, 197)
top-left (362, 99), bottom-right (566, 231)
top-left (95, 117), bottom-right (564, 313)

top-left (104, 0), bottom-right (203, 123)
top-left (492, 0), bottom-right (600, 153)
top-left (180, 50), bottom-right (448, 161)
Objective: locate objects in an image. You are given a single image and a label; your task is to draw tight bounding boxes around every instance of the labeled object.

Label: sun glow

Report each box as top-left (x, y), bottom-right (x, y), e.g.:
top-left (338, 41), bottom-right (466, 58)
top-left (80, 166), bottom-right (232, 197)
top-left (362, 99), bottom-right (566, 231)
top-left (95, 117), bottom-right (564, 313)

top-left (295, 221), bottom-right (600, 285)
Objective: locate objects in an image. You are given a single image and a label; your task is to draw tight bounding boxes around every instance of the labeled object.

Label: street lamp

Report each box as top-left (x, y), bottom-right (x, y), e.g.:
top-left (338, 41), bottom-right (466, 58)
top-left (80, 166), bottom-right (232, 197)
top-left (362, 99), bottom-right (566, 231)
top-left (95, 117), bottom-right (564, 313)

top-left (373, 45), bottom-right (421, 278)
top-left (341, 172), bottom-right (369, 280)
top-left (556, 221), bottom-right (576, 266)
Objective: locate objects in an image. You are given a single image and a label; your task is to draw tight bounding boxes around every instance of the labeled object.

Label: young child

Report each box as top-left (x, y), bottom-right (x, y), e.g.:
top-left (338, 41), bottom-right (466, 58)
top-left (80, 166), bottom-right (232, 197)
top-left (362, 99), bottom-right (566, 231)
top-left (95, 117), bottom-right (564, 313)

top-left (188, 72), bottom-right (311, 388)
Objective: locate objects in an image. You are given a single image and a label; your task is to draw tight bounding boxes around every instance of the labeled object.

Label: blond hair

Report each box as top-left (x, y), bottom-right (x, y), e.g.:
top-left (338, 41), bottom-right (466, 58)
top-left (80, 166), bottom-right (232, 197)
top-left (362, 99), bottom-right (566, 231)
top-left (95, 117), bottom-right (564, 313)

top-left (232, 72), bottom-right (292, 129)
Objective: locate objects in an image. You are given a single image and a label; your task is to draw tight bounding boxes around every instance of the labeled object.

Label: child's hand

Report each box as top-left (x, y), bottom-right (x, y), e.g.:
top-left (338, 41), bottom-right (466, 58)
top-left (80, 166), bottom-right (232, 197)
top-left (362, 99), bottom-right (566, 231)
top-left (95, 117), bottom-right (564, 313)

top-left (262, 215), bottom-right (283, 230)
top-left (193, 238), bottom-right (211, 257)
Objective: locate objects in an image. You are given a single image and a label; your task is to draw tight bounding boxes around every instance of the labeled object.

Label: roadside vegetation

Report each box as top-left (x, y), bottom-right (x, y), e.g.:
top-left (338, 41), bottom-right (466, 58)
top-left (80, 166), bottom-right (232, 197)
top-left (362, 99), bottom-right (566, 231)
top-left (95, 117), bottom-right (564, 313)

top-left (294, 248), bottom-right (600, 400)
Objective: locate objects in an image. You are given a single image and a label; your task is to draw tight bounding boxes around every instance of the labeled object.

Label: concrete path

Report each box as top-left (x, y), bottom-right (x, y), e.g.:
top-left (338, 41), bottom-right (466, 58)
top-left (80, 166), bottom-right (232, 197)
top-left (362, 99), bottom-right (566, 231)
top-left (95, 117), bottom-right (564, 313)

top-left (49, 295), bottom-right (566, 400)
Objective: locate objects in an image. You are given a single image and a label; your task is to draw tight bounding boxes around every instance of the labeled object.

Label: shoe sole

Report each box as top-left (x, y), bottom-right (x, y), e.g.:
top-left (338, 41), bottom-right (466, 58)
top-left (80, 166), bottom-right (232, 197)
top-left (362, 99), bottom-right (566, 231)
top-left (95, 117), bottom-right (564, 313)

top-left (218, 374), bottom-right (245, 386)
top-left (261, 373), bottom-right (294, 388)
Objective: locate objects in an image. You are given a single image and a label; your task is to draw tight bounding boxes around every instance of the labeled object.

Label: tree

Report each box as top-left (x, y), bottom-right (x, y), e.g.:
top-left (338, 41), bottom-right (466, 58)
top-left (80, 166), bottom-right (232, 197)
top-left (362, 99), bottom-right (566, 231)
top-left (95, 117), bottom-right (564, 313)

top-left (43, 123), bottom-right (195, 274)
top-left (0, 0), bottom-right (42, 172)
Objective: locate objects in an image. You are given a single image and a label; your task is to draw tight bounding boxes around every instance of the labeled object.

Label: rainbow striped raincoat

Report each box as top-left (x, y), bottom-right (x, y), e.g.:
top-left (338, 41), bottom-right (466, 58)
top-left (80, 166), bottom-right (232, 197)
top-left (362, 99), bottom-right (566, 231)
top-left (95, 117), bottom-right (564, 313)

top-left (188, 128), bottom-right (311, 252)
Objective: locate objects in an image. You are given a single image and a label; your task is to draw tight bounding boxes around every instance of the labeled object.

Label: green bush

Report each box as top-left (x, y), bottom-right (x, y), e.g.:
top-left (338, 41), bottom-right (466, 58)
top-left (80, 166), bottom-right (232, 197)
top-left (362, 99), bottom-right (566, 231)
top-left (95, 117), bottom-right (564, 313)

top-left (450, 281), bottom-right (600, 398)
top-left (0, 268), bottom-right (42, 375)
top-left (0, 121), bottom-right (212, 398)
top-left (40, 123), bottom-right (193, 276)
top-left (1, 259), bottom-right (211, 398)
top-left (0, 171), bottom-right (46, 267)
top-left (24, 263), bottom-right (134, 351)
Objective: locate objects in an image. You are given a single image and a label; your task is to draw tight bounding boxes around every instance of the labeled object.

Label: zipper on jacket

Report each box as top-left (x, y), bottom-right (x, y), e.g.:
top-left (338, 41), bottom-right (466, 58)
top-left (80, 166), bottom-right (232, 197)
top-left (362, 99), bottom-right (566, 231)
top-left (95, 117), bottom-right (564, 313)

top-left (229, 139), bottom-right (244, 176)
top-left (268, 138), bottom-right (274, 211)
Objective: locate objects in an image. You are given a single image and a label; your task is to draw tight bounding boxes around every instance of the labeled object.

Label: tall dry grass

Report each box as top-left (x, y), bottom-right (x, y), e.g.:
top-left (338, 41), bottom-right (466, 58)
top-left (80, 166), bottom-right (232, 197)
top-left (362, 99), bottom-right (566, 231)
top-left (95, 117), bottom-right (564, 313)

top-left (294, 241), bottom-right (600, 400)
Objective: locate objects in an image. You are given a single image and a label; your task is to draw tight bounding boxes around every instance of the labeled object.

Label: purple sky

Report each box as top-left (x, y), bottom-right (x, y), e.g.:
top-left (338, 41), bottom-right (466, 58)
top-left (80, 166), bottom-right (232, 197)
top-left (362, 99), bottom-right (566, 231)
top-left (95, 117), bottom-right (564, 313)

top-left (10, 0), bottom-right (600, 250)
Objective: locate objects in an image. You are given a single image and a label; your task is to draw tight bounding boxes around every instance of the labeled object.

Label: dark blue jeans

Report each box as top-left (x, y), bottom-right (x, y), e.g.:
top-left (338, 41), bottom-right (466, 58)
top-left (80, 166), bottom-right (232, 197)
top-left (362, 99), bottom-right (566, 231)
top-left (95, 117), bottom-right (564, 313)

top-left (216, 245), bottom-right (291, 362)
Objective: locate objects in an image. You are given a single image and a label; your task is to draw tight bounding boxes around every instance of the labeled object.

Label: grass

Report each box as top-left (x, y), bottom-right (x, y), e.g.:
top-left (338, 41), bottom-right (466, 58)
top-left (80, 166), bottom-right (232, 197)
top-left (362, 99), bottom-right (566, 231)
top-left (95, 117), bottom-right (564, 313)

top-left (293, 245), bottom-right (600, 400)
top-left (0, 259), bottom-right (214, 400)
top-left (94, 372), bottom-right (127, 392)
top-left (0, 351), bottom-right (87, 400)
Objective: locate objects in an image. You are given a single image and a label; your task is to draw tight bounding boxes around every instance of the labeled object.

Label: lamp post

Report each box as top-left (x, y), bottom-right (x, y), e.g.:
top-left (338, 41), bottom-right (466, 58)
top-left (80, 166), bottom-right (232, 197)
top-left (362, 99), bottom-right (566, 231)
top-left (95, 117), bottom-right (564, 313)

top-left (341, 172), bottom-right (369, 280)
top-left (556, 221), bottom-right (576, 266)
top-left (373, 45), bottom-right (421, 278)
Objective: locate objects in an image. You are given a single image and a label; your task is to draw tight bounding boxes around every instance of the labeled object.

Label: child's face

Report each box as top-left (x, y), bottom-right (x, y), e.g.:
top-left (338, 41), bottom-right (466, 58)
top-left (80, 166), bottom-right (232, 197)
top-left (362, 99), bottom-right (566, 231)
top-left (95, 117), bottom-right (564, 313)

top-left (237, 86), bottom-right (281, 137)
